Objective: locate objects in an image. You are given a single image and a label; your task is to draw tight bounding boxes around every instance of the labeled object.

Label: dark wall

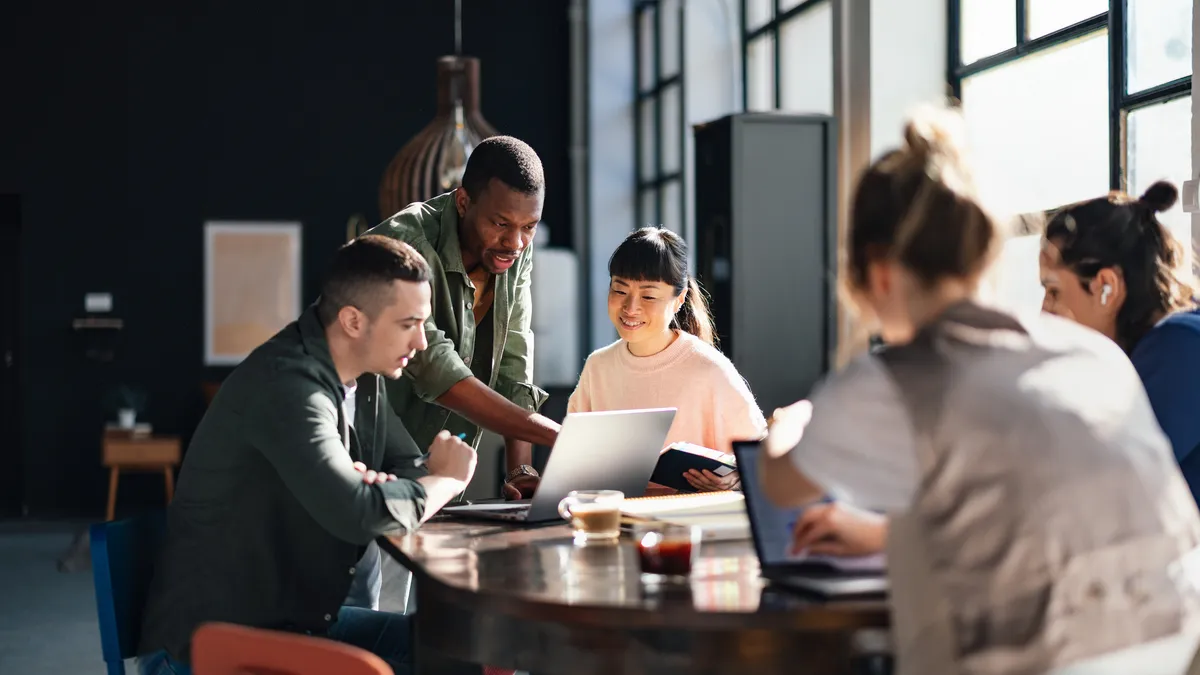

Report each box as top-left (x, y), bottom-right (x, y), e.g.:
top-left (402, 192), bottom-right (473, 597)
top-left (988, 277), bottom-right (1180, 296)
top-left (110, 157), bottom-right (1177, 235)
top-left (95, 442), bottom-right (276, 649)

top-left (0, 1), bottom-right (571, 516)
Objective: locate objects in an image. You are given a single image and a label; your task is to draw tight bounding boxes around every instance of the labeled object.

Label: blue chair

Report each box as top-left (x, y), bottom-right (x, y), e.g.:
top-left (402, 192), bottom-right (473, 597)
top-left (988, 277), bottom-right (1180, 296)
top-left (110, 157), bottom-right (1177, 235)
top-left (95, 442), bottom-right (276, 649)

top-left (91, 511), bottom-right (167, 675)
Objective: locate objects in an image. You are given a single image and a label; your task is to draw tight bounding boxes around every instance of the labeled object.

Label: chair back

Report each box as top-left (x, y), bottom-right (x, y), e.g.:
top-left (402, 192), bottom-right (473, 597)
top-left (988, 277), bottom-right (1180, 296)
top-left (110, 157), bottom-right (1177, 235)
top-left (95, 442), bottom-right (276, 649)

top-left (90, 511), bottom-right (167, 674)
top-left (192, 623), bottom-right (392, 675)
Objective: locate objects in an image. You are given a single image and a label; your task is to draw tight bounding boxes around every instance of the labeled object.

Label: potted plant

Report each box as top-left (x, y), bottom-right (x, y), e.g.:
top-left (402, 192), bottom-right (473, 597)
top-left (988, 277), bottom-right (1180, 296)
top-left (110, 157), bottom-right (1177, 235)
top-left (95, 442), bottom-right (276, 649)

top-left (105, 384), bottom-right (148, 429)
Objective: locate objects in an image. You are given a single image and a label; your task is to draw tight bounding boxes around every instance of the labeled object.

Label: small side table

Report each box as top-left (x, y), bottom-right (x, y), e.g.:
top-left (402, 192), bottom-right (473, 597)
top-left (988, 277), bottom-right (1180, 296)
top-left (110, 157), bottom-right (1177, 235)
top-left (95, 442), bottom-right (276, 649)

top-left (102, 431), bottom-right (182, 521)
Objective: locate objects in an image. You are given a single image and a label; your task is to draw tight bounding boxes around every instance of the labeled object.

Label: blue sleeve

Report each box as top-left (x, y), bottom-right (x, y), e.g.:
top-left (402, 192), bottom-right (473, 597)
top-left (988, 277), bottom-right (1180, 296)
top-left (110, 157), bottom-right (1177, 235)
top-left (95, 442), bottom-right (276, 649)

top-left (1132, 323), bottom-right (1200, 464)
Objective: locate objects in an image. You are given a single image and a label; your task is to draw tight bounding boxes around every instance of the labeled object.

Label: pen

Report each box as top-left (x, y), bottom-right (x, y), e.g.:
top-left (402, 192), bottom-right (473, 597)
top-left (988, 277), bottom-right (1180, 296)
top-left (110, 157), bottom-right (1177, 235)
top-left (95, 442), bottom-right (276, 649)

top-left (412, 433), bottom-right (467, 468)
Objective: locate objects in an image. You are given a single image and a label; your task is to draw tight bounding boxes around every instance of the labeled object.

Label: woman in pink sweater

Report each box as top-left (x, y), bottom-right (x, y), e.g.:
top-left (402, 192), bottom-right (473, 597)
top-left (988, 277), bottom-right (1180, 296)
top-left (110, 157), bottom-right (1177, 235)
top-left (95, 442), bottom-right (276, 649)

top-left (568, 227), bottom-right (767, 491)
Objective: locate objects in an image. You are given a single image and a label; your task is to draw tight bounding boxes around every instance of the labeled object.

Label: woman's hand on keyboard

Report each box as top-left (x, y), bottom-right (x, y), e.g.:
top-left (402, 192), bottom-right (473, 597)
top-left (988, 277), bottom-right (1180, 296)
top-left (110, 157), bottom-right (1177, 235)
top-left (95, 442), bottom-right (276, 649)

top-left (790, 501), bottom-right (886, 557)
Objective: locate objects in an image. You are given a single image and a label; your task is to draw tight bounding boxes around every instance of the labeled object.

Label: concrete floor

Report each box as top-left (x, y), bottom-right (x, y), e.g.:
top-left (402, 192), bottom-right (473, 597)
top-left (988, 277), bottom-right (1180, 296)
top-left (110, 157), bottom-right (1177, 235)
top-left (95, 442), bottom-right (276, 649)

top-left (0, 522), bottom-right (102, 673)
top-left (0, 521), bottom-right (416, 674)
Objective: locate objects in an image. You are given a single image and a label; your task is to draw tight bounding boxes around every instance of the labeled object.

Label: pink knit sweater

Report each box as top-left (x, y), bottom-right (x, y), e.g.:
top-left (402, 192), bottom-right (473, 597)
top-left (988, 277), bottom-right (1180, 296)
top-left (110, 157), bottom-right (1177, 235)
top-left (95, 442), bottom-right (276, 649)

top-left (567, 332), bottom-right (767, 453)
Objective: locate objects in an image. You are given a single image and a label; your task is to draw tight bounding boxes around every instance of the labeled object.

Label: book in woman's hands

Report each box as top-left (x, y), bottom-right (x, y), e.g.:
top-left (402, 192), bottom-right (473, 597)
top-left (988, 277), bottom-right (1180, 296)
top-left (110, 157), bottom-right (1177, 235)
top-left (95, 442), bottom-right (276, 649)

top-left (649, 442), bottom-right (738, 492)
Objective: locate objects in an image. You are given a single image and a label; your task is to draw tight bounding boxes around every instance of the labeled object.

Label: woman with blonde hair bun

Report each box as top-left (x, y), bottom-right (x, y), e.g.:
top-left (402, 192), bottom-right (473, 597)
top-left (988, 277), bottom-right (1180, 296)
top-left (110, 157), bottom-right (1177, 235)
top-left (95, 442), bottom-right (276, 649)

top-left (761, 107), bottom-right (1200, 675)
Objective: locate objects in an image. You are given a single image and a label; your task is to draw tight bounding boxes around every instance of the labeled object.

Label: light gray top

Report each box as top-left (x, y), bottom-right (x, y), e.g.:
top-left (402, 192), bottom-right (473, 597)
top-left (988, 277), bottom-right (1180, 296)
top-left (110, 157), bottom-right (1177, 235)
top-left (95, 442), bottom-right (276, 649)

top-left (788, 354), bottom-right (917, 512)
top-left (792, 301), bottom-right (1200, 675)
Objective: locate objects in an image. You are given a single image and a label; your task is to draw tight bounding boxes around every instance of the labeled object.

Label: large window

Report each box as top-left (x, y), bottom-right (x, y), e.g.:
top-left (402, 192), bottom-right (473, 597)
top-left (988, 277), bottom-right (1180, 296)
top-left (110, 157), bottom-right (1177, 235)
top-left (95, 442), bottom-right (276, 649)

top-left (742, 0), bottom-right (833, 113)
top-left (634, 0), bottom-right (686, 233)
top-left (950, 0), bottom-right (1192, 246)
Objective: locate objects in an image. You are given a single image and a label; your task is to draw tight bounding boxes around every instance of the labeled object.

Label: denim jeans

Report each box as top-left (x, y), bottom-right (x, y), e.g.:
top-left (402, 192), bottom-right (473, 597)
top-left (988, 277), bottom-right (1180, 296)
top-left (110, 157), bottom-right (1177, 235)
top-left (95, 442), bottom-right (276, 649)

top-left (138, 606), bottom-right (412, 675)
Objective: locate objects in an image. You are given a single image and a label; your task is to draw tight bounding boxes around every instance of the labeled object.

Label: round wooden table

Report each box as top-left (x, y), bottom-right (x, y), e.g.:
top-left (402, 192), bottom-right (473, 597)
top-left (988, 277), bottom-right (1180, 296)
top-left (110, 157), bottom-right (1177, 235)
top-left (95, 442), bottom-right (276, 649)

top-left (380, 519), bottom-right (889, 675)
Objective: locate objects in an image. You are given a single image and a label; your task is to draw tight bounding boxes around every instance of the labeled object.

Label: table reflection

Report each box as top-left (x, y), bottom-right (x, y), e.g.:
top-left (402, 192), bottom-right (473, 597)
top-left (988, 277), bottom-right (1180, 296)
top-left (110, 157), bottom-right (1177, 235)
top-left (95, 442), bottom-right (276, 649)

top-left (381, 519), bottom-right (890, 674)
top-left (391, 520), bottom-right (800, 614)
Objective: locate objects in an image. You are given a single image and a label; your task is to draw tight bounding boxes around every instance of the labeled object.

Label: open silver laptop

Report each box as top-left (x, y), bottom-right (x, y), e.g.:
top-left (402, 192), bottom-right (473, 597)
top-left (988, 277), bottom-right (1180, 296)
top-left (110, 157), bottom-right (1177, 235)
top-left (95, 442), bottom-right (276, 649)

top-left (441, 408), bottom-right (677, 524)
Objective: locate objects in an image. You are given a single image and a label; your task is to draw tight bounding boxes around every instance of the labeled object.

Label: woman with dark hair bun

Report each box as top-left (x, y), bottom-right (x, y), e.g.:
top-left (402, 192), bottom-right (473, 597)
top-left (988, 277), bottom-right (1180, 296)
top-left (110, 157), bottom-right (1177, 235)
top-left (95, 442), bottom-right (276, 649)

top-left (1040, 180), bottom-right (1200, 503)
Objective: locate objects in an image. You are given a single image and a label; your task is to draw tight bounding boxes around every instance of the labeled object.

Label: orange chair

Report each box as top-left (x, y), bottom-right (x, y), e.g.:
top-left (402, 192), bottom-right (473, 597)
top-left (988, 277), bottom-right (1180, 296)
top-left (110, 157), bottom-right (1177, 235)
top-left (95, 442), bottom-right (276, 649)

top-left (191, 622), bottom-right (392, 675)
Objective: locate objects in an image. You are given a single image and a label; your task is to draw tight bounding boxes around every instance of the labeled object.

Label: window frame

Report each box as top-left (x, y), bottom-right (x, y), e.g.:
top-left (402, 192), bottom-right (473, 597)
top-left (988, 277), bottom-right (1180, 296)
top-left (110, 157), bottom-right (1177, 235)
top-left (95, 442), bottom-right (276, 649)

top-left (740, 0), bottom-right (830, 111)
top-left (947, 0), bottom-right (1192, 197)
top-left (633, 0), bottom-right (687, 232)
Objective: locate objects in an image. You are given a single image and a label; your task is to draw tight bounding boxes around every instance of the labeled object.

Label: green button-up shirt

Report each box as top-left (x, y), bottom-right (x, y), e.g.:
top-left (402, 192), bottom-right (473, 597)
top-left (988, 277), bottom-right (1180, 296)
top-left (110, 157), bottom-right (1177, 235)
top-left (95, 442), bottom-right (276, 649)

top-left (138, 306), bottom-right (427, 663)
top-left (366, 192), bottom-right (549, 450)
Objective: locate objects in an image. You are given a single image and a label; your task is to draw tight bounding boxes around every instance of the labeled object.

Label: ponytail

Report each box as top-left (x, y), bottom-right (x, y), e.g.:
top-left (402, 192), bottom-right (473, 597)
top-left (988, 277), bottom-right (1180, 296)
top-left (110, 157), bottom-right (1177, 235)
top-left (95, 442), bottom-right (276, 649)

top-left (672, 277), bottom-right (717, 347)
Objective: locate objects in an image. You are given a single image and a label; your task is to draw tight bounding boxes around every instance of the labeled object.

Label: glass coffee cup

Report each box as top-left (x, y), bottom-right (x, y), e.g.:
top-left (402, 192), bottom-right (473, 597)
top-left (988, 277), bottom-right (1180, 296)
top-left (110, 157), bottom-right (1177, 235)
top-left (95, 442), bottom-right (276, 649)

top-left (557, 490), bottom-right (624, 543)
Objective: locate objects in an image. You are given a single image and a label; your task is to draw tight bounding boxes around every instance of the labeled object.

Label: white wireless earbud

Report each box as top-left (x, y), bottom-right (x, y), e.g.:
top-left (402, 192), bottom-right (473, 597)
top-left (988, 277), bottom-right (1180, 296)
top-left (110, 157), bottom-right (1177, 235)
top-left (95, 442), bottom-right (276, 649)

top-left (1100, 284), bottom-right (1112, 306)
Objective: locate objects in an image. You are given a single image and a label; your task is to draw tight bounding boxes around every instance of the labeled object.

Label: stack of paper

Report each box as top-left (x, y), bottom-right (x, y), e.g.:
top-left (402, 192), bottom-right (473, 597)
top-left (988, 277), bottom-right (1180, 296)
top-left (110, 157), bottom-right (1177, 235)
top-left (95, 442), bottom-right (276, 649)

top-left (621, 492), bottom-right (750, 541)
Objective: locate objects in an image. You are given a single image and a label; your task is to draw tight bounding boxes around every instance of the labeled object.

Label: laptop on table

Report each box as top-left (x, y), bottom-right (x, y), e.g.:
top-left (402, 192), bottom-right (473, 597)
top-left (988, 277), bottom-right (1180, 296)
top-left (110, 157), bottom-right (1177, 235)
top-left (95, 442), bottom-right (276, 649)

top-left (733, 440), bottom-right (888, 598)
top-left (441, 408), bottom-right (677, 524)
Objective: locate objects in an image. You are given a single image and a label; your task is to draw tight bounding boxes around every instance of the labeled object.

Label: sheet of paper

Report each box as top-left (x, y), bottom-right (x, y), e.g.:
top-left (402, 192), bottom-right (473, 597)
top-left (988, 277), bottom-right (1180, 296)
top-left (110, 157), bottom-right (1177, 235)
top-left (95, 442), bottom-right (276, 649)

top-left (658, 511), bottom-right (752, 541)
top-left (621, 492), bottom-right (745, 517)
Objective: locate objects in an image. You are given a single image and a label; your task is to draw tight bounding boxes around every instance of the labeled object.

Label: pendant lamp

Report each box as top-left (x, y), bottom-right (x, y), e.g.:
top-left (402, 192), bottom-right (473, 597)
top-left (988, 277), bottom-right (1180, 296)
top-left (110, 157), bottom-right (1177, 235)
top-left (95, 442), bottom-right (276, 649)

top-left (378, 0), bottom-right (498, 219)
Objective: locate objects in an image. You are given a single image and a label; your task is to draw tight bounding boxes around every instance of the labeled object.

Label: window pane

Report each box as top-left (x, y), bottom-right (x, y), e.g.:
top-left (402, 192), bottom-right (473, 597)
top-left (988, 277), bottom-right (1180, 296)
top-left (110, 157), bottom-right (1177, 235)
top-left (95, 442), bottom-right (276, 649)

top-left (662, 180), bottom-right (683, 235)
top-left (1128, 0), bottom-right (1192, 92)
top-left (960, 0), bottom-right (1016, 65)
top-left (747, 35), bottom-right (775, 111)
top-left (746, 0), bottom-right (773, 32)
top-left (780, 0), bottom-right (810, 11)
top-left (660, 0), bottom-right (681, 78)
top-left (986, 234), bottom-right (1047, 316)
top-left (660, 84), bottom-right (682, 174)
top-left (779, 0), bottom-right (833, 114)
top-left (1128, 96), bottom-right (1193, 270)
top-left (640, 189), bottom-right (659, 228)
top-left (1026, 0), bottom-right (1106, 40)
top-left (639, 100), bottom-right (656, 180)
top-left (638, 7), bottom-right (656, 92)
top-left (961, 31), bottom-right (1109, 216)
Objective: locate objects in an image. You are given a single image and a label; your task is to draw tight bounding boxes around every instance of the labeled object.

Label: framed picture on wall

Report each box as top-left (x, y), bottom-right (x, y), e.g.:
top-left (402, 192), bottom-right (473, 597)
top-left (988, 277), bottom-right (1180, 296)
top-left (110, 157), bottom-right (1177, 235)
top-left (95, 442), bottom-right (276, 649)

top-left (204, 221), bottom-right (302, 365)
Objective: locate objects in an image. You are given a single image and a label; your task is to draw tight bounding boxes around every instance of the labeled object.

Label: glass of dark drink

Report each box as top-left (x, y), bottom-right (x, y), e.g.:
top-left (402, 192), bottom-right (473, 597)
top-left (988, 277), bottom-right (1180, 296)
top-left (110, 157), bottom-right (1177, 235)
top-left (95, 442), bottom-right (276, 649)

top-left (635, 523), bottom-right (701, 581)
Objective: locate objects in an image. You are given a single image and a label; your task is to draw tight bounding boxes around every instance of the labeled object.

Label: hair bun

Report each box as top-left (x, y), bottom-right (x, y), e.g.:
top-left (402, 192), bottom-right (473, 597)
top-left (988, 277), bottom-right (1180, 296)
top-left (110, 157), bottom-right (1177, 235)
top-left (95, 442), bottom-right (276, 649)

top-left (1139, 180), bottom-right (1178, 213)
top-left (899, 105), bottom-right (976, 198)
top-left (902, 107), bottom-right (967, 164)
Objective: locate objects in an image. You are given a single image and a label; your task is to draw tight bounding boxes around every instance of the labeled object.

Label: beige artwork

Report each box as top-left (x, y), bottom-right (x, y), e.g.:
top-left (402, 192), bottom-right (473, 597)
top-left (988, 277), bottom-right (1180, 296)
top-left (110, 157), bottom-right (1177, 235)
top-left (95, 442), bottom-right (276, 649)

top-left (204, 222), bottom-right (301, 365)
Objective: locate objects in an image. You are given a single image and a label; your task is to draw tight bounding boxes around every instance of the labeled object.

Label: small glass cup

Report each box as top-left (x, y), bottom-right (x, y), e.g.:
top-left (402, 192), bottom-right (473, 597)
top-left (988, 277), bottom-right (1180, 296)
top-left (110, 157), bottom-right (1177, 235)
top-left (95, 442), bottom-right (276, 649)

top-left (635, 522), bottom-right (701, 581)
top-left (557, 489), bottom-right (624, 544)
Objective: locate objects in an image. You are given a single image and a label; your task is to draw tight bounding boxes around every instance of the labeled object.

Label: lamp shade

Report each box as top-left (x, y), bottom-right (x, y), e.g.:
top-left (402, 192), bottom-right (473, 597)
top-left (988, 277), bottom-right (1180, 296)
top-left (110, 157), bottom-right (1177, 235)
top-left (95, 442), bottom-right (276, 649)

top-left (378, 56), bottom-right (499, 219)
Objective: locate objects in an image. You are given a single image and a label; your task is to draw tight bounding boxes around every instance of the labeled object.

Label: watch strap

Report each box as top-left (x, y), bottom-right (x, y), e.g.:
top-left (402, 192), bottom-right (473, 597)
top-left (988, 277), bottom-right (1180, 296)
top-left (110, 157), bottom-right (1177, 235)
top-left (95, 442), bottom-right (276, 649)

top-left (504, 464), bottom-right (539, 483)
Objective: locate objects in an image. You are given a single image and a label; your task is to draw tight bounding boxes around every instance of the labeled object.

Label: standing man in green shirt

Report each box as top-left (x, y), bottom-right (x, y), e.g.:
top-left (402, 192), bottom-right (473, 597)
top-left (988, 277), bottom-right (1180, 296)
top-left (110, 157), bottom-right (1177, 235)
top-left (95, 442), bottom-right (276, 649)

top-left (367, 136), bottom-right (560, 500)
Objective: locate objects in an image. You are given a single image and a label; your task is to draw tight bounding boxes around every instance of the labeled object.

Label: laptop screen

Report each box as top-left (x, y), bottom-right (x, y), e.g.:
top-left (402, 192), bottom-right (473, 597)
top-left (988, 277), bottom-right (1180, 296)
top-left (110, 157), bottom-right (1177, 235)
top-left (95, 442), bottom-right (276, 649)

top-left (733, 440), bottom-right (808, 568)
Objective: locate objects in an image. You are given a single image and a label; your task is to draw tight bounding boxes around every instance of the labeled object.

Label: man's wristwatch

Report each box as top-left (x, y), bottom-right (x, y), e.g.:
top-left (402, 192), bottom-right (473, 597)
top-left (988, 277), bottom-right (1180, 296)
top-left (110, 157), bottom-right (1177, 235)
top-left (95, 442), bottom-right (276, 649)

top-left (504, 464), bottom-right (539, 483)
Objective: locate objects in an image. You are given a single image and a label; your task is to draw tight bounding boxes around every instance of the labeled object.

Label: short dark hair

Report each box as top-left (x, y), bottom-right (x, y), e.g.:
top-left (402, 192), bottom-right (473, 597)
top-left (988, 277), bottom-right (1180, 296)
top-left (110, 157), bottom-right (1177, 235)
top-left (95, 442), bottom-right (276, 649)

top-left (316, 235), bottom-right (431, 327)
top-left (460, 136), bottom-right (544, 198)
